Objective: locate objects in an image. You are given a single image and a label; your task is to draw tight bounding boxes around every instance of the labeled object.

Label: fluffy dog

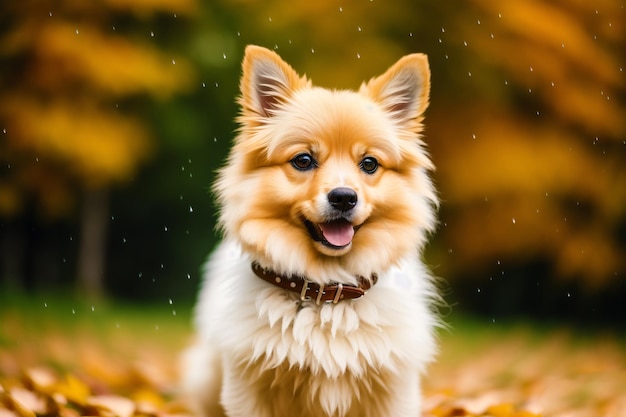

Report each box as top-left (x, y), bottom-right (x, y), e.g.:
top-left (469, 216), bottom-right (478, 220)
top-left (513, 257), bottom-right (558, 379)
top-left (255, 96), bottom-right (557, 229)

top-left (181, 45), bottom-right (440, 417)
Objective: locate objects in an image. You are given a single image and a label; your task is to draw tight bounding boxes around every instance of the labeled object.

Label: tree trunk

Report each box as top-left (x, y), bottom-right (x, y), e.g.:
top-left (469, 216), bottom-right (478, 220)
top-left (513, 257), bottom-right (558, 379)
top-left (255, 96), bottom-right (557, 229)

top-left (77, 187), bottom-right (109, 298)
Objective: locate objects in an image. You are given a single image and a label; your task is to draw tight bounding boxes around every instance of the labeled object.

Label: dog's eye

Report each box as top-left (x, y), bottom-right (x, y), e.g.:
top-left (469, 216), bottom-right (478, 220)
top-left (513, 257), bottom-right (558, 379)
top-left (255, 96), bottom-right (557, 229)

top-left (291, 153), bottom-right (317, 171)
top-left (360, 156), bottom-right (379, 174)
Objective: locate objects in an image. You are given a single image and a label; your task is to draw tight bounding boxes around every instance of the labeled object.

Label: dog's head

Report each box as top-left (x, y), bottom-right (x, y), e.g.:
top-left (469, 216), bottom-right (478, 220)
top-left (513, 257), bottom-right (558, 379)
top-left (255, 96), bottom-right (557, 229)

top-left (215, 45), bottom-right (437, 283)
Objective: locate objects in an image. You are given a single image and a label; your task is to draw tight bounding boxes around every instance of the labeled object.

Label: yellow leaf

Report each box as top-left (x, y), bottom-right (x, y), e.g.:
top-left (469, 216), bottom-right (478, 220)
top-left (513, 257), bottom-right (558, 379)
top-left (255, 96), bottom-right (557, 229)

top-left (55, 375), bottom-right (90, 405)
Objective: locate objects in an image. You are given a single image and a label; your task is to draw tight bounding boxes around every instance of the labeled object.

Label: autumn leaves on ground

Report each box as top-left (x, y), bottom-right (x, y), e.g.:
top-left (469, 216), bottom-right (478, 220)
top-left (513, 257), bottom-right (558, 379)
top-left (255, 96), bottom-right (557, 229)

top-left (1, 296), bottom-right (624, 417)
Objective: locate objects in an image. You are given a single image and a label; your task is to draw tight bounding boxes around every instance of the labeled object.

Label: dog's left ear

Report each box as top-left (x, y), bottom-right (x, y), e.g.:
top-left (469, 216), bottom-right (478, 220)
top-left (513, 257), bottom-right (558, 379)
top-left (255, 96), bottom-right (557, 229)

top-left (239, 45), bottom-right (308, 120)
top-left (362, 53), bottom-right (430, 125)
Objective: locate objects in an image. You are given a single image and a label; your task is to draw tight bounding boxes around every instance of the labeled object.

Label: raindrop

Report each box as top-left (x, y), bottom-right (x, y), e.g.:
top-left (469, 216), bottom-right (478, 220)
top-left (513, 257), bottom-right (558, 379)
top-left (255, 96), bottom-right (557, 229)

top-left (44, 302), bottom-right (48, 308)
top-left (463, 40), bottom-right (468, 46)
top-left (202, 82), bottom-right (206, 88)
top-left (49, 11), bottom-right (53, 16)
top-left (237, 31), bottom-right (241, 37)
top-left (357, 26), bottom-right (362, 32)
top-left (438, 38), bottom-right (442, 43)
top-left (169, 298), bottom-right (173, 305)
top-left (187, 273), bottom-right (191, 279)
top-left (189, 206), bottom-right (194, 213)
top-left (164, 226), bottom-right (168, 232)
top-left (490, 33), bottom-right (495, 39)
top-left (72, 309), bottom-right (76, 315)
top-left (91, 305), bottom-right (95, 312)
top-left (339, 6), bottom-right (343, 12)
top-left (528, 88), bottom-right (532, 93)
top-left (492, 318), bottom-right (496, 323)
top-left (2, 128), bottom-right (6, 134)
top-left (561, 43), bottom-right (565, 48)
top-left (567, 292), bottom-right (571, 298)
top-left (215, 82), bottom-right (219, 87)
top-left (172, 310), bottom-right (177, 316)
top-left (498, 13), bottom-right (502, 18)
top-left (268, 17), bottom-right (272, 22)
top-left (472, 133), bottom-right (476, 139)
top-left (551, 81), bottom-right (555, 87)
top-left (172, 59), bottom-right (176, 65)
top-left (138, 272), bottom-right (143, 277)
top-left (529, 66), bottom-right (534, 72)
top-left (222, 53), bottom-right (227, 59)
top-left (409, 32), bottom-right (413, 37)
top-left (122, 237), bottom-right (127, 243)
top-left (75, 29), bottom-right (79, 35)
top-left (441, 27), bottom-right (445, 33)
top-left (477, 288), bottom-right (481, 293)
top-left (504, 80), bottom-right (508, 85)
top-left (150, 31), bottom-right (155, 37)
top-left (468, 72), bottom-right (472, 77)
top-left (311, 48), bottom-right (315, 54)
top-left (477, 19), bottom-right (481, 25)
top-left (356, 53), bottom-right (361, 59)
top-left (512, 218), bottom-right (516, 224)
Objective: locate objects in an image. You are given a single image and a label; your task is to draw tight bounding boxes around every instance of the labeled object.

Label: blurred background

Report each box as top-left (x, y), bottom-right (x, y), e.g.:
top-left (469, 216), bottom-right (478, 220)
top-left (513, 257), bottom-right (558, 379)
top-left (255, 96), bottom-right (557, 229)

top-left (1, 0), bottom-right (624, 326)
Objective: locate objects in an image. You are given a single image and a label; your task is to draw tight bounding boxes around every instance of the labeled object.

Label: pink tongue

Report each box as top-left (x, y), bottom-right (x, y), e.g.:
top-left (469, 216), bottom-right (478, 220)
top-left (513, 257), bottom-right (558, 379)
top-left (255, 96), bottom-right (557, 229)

top-left (318, 221), bottom-right (354, 247)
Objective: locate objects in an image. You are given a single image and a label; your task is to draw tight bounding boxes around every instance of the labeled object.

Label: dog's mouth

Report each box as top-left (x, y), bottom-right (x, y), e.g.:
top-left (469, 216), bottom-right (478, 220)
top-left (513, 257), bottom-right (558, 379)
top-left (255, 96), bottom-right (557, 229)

top-left (304, 218), bottom-right (359, 249)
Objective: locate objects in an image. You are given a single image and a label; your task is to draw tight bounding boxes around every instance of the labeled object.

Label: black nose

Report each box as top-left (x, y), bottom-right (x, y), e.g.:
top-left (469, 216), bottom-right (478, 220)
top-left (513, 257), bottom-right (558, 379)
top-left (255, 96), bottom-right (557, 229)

top-left (327, 187), bottom-right (358, 212)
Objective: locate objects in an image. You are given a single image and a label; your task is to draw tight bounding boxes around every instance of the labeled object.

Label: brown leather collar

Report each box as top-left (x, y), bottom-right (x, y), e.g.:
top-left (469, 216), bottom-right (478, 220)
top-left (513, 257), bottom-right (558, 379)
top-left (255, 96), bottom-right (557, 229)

top-left (251, 262), bottom-right (377, 304)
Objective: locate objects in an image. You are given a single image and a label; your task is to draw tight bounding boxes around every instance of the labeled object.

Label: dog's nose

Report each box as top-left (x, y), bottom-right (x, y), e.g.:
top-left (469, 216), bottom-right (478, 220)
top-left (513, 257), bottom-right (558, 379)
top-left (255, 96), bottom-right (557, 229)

top-left (328, 187), bottom-right (358, 212)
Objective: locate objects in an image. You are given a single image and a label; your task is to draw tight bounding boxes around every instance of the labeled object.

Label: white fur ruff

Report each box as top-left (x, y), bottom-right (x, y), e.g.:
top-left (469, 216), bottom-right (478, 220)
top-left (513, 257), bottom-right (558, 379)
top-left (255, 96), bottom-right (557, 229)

top-left (181, 242), bottom-right (438, 417)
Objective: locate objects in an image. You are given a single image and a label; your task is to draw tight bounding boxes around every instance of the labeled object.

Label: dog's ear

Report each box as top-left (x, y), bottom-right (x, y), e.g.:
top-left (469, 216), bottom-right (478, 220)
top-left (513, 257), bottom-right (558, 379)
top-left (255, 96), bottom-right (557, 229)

top-left (240, 45), bottom-right (307, 119)
top-left (362, 53), bottom-right (430, 126)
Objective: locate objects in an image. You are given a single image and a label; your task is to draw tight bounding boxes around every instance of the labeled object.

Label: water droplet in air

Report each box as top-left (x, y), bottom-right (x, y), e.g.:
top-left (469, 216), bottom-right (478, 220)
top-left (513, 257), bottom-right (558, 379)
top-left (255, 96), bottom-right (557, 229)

top-left (222, 53), bottom-right (227, 59)
top-left (512, 218), bottom-right (516, 224)
top-left (169, 298), bottom-right (173, 305)
top-left (357, 26), bottom-right (362, 32)
top-left (150, 31), bottom-right (155, 37)
top-left (356, 53), bottom-right (360, 59)
top-left (202, 82), bottom-right (206, 88)
top-left (49, 11), bottom-right (53, 16)
top-left (187, 273), bottom-right (191, 279)
top-left (75, 29), bottom-right (79, 34)
top-left (172, 59), bottom-right (176, 65)
top-left (189, 206), bottom-right (194, 213)
top-left (472, 133), bottom-right (476, 139)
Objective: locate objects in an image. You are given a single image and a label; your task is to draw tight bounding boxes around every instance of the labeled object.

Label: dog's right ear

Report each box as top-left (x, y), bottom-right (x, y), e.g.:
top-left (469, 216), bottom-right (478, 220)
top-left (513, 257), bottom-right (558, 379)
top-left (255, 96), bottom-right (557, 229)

top-left (239, 45), bottom-right (308, 120)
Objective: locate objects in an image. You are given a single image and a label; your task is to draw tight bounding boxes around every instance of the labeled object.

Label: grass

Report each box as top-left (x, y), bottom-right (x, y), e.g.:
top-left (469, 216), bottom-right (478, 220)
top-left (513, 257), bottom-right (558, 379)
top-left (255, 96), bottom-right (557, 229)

top-left (1, 291), bottom-right (625, 417)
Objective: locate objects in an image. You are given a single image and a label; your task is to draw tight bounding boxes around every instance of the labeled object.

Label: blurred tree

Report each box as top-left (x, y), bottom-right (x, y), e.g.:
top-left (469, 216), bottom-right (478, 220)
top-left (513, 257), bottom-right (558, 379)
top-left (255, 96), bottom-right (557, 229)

top-left (427, 0), bottom-right (625, 294)
top-left (0, 0), bottom-right (196, 296)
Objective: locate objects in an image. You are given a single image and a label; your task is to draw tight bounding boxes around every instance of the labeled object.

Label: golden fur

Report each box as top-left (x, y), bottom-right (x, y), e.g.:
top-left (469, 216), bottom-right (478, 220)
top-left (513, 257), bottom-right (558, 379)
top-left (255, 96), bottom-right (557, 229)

top-left (181, 45), bottom-right (439, 417)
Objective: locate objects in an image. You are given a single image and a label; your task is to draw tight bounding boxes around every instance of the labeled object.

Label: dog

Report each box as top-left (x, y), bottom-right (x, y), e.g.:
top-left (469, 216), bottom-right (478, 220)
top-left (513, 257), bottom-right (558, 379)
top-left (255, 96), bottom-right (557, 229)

top-left (181, 45), bottom-right (440, 417)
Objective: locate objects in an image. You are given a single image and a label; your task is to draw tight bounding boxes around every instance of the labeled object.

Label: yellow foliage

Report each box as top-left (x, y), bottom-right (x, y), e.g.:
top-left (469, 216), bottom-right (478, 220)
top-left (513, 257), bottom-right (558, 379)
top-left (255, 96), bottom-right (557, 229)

top-left (0, 0), bottom-right (197, 217)
top-left (2, 97), bottom-right (151, 188)
top-left (30, 22), bottom-right (194, 98)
